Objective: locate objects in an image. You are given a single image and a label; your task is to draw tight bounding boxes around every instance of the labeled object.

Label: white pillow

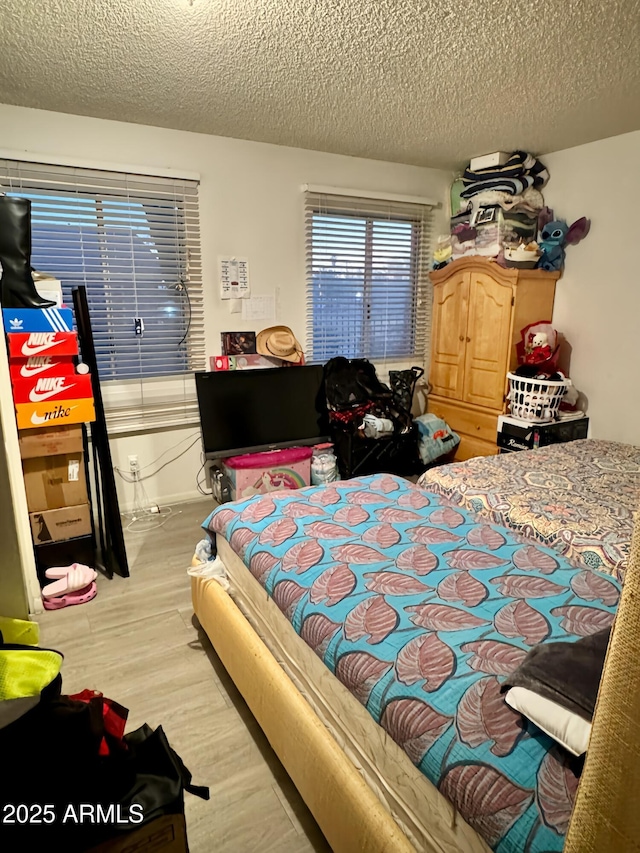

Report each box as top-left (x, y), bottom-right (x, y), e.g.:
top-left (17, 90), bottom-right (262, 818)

top-left (505, 687), bottom-right (592, 757)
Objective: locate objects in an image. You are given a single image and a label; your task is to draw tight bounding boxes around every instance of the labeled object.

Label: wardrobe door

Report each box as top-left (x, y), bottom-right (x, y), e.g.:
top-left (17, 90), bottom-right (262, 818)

top-left (462, 271), bottom-right (513, 409)
top-left (429, 272), bottom-right (469, 400)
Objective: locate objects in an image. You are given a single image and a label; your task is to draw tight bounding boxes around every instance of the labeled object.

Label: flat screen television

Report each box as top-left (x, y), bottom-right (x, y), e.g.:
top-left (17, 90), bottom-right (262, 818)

top-left (195, 365), bottom-right (330, 459)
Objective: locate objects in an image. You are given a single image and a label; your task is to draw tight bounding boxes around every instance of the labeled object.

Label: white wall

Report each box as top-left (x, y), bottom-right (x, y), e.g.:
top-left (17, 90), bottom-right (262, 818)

top-left (0, 104), bottom-right (452, 507)
top-left (544, 131), bottom-right (640, 445)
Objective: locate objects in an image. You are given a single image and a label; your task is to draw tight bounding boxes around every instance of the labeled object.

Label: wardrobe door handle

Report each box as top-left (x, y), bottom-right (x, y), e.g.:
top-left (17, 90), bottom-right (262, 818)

top-left (466, 336), bottom-right (471, 342)
top-left (459, 335), bottom-right (464, 341)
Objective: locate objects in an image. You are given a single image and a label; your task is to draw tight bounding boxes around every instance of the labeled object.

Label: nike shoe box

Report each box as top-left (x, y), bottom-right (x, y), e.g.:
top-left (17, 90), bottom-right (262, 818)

top-left (19, 425), bottom-right (83, 459)
top-left (10, 356), bottom-right (76, 382)
top-left (15, 397), bottom-right (96, 430)
top-left (12, 373), bottom-right (93, 404)
top-left (7, 330), bottom-right (78, 359)
top-left (30, 503), bottom-right (92, 544)
top-left (22, 452), bottom-right (88, 512)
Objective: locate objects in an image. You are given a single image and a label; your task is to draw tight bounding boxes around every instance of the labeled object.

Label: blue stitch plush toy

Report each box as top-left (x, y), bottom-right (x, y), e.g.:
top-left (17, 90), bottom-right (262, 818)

top-left (537, 213), bottom-right (590, 271)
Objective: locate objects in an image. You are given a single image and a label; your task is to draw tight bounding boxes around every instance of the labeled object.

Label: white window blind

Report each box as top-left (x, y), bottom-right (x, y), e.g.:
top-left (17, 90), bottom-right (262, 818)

top-left (0, 159), bottom-right (204, 382)
top-left (305, 190), bottom-right (433, 363)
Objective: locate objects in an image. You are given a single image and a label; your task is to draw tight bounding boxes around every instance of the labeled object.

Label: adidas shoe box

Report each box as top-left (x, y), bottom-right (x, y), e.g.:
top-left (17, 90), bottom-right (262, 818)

top-left (497, 415), bottom-right (589, 452)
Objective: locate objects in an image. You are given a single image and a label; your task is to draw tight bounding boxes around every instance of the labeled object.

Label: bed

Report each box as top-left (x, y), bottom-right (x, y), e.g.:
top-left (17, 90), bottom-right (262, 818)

top-left (417, 440), bottom-right (640, 582)
top-left (192, 473), bottom-right (622, 853)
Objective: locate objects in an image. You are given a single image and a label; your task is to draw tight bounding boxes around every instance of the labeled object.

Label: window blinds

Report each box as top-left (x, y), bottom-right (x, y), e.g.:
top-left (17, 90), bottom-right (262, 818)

top-left (0, 159), bottom-right (204, 382)
top-left (305, 190), bottom-right (433, 364)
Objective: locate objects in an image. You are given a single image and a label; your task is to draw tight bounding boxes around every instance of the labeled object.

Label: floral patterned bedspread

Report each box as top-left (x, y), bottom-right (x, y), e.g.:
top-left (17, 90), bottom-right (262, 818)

top-left (204, 475), bottom-right (620, 853)
top-left (417, 440), bottom-right (640, 582)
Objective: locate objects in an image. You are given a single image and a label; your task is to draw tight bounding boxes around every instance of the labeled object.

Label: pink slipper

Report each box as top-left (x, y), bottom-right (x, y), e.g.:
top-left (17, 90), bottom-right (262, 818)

top-left (42, 564), bottom-right (97, 599)
top-left (42, 582), bottom-right (97, 610)
top-left (44, 562), bottom-right (93, 580)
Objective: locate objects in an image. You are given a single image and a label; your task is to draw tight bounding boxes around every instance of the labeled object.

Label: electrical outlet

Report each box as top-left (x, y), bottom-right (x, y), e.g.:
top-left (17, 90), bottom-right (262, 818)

top-left (128, 455), bottom-right (139, 472)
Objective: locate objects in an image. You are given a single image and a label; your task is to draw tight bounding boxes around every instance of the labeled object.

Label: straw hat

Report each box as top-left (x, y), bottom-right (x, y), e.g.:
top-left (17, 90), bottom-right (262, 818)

top-left (256, 325), bottom-right (304, 363)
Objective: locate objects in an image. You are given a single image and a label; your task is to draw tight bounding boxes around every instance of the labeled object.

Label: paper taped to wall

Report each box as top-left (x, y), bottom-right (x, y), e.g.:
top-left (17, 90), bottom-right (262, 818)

top-left (241, 295), bottom-right (275, 322)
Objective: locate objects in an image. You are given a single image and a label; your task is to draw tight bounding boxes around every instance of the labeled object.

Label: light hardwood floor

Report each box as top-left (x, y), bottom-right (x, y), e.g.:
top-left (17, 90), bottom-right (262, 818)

top-left (38, 498), bottom-right (330, 853)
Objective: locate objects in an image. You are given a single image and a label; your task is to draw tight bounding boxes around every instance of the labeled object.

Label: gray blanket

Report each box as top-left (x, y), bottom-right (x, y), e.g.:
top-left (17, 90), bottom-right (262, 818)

top-left (502, 628), bottom-right (610, 721)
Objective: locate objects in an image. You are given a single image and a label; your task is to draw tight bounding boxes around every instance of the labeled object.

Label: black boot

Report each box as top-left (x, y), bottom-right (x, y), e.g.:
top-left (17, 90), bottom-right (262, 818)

top-left (0, 196), bottom-right (55, 308)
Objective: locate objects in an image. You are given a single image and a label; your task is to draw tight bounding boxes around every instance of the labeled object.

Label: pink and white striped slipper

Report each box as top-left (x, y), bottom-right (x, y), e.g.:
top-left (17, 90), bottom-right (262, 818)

top-left (42, 564), bottom-right (97, 600)
top-left (42, 582), bottom-right (97, 611)
top-left (44, 563), bottom-right (94, 581)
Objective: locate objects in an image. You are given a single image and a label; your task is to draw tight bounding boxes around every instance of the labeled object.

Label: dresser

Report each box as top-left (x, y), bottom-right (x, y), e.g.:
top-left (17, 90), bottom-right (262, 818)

top-left (428, 257), bottom-right (560, 460)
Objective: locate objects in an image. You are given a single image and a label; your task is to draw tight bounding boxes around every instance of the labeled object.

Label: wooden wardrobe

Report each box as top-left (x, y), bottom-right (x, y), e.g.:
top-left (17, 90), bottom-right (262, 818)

top-left (428, 257), bottom-right (560, 460)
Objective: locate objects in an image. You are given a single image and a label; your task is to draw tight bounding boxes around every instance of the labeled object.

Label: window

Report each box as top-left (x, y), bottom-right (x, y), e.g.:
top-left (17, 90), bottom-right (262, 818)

top-left (0, 159), bottom-right (204, 382)
top-left (305, 190), bottom-right (432, 363)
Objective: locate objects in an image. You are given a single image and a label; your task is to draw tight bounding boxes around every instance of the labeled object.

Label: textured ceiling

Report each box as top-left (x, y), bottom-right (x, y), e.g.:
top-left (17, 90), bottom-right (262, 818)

top-left (1, 0), bottom-right (639, 169)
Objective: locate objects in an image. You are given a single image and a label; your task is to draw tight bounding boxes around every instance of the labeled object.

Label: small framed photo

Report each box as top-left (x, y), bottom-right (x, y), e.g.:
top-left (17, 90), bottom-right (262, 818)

top-left (221, 331), bottom-right (257, 356)
top-left (474, 206), bottom-right (497, 225)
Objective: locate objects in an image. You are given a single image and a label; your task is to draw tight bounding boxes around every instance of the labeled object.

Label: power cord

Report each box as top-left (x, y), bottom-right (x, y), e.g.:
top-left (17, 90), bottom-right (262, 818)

top-left (196, 452), bottom-right (212, 496)
top-left (115, 434), bottom-right (201, 483)
top-left (121, 461), bottom-right (183, 532)
top-left (176, 277), bottom-right (192, 348)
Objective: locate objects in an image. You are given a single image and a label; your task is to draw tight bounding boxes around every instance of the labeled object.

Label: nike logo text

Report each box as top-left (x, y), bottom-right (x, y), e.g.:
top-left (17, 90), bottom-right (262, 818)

top-left (30, 404), bottom-right (76, 425)
top-left (21, 333), bottom-right (63, 357)
top-left (29, 377), bottom-right (76, 402)
top-left (20, 358), bottom-right (57, 377)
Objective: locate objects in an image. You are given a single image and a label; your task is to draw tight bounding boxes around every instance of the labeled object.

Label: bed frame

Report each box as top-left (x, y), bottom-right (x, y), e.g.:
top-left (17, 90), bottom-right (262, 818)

top-left (191, 574), bottom-right (417, 853)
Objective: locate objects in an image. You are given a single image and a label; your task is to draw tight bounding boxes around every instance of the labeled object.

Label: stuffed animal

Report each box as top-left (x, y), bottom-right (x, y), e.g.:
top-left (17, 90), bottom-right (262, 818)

top-left (524, 331), bottom-right (553, 364)
top-left (537, 217), bottom-right (591, 271)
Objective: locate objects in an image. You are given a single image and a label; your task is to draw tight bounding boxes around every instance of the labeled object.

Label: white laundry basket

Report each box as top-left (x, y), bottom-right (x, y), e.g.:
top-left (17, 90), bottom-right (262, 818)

top-left (507, 372), bottom-right (571, 423)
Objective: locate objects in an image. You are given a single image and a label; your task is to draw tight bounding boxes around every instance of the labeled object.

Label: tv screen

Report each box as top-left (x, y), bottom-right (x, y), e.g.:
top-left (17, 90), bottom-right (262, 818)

top-left (195, 365), bottom-right (330, 458)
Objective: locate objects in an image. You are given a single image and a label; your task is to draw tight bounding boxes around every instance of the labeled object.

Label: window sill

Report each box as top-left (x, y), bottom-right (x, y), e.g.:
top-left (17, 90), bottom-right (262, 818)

top-left (100, 374), bottom-right (200, 435)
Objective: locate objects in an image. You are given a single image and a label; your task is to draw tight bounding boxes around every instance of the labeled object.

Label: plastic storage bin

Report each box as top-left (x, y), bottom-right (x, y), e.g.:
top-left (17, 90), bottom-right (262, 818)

top-left (222, 446), bottom-right (312, 500)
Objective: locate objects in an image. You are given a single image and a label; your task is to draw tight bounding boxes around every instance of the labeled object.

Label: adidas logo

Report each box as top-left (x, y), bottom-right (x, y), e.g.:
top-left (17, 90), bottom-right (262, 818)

top-left (9, 317), bottom-right (23, 330)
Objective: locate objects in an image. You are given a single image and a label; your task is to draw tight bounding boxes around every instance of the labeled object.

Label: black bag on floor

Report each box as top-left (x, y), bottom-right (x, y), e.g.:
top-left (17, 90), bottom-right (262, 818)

top-left (0, 706), bottom-right (208, 851)
top-left (323, 356), bottom-right (392, 413)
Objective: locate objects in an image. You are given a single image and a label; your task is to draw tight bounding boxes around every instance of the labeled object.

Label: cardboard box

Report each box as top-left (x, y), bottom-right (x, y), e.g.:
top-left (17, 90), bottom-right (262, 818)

top-left (22, 452), bottom-right (88, 512)
top-left (19, 425), bottom-right (84, 459)
top-left (15, 396), bottom-right (96, 429)
top-left (211, 354), bottom-right (286, 371)
top-left (12, 373), bottom-right (93, 404)
top-left (3, 306), bottom-right (74, 333)
top-left (8, 331), bottom-right (78, 359)
top-left (10, 356), bottom-right (76, 382)
top-left (469, 151), bottom-right (510, 171)
top-left (30, 503), bottom-right (92, 544)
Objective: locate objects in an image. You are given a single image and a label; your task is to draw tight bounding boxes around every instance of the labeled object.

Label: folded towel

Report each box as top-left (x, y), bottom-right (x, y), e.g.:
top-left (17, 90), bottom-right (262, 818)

top-left (502, 627), bottom-right (610, 721)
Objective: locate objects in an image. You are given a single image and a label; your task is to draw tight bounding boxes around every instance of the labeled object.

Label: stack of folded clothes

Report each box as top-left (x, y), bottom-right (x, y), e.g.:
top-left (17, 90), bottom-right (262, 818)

top-left (461, 151), bottom-right (549, 199)
top-left (451, 151), bottom-right (550, 262)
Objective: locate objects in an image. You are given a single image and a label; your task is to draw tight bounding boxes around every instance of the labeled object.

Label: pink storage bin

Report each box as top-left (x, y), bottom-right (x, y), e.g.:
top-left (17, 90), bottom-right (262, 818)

top-left (222, 446), bottom-right (313, 500)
